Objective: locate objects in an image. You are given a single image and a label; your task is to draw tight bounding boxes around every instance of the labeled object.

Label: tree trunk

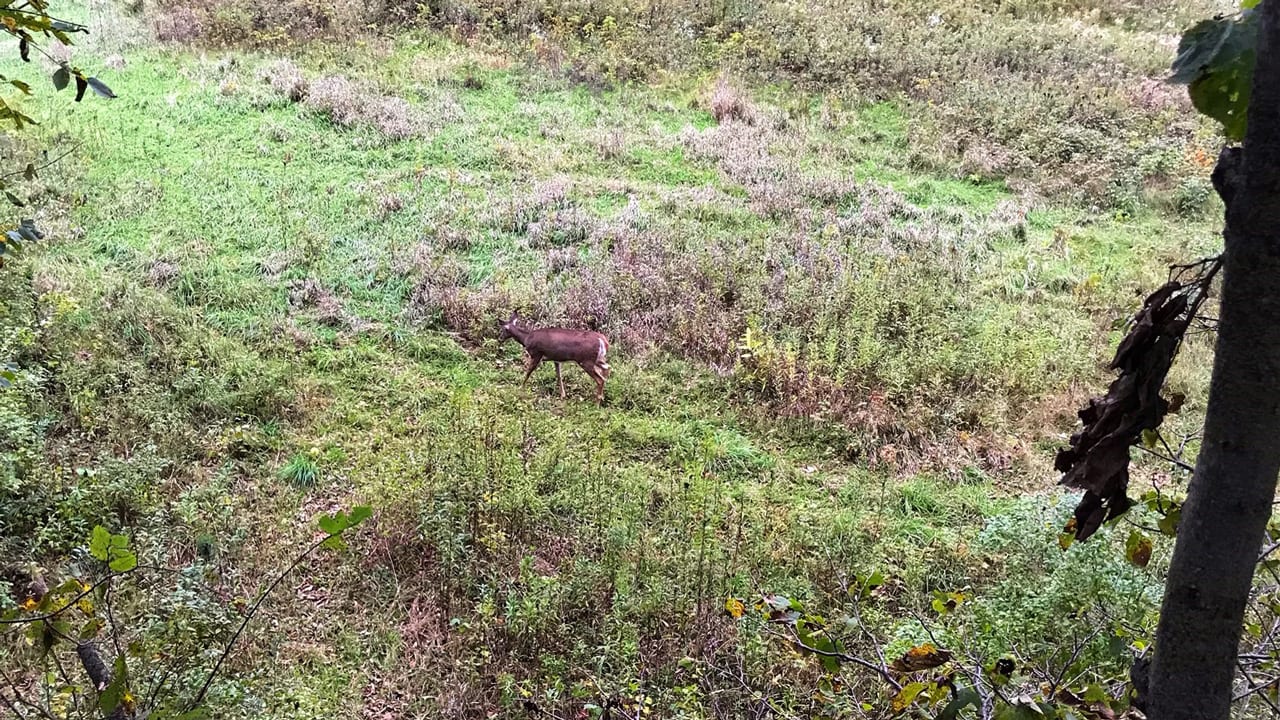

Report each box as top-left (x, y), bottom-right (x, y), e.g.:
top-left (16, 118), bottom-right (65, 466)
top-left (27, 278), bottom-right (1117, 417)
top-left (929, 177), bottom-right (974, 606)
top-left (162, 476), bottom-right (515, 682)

top-left (1149, 2), bottom-right (1280, 717)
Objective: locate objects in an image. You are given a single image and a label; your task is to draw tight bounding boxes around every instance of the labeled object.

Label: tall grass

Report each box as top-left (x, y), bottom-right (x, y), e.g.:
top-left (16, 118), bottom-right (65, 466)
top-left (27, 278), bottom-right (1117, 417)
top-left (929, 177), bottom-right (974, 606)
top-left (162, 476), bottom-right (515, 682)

top-left (142, 0), bottom-right (1228, 206)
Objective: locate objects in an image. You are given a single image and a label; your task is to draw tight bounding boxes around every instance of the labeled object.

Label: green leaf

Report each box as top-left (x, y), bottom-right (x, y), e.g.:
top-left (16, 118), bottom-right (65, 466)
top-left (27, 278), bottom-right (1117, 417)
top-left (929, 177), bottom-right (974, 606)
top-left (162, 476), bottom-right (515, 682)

top-left (79, 617), bottom-right (104, 639)
top-left (89, 526), bottom-right (110, 561)
top-left (321, 534), bottom-right (346, 551)
top-left (1140, 429), bottom-right (1159, 449)
top-left (936, 688), bottom-right (980, 720)
top-left (52, 66), bottom-right (68, 91)
top-left (4, 191), bottom-right (22, 207)
top-left (1083, 683), bottom-right (1110, 703)
top-left (109, 550), bottom-right (137, 572)
top-left (892, 682), bottom-right (928, 713)
top-left (8, 78), bottom-right (29, 94)
top-left (1170, 8), bottom-right (1259, 140)
top-left (348, 505), bottom-right (372, 526)
top-left (1158, 506), bottom-right (1182, 536)
top-left (1171, 16), bottom-right (1237, 84)
top-left (931, 591), bottom-right (966, 615)
top-left (99, 670), bottom-right (125, 714)
top-left (86, 77), bottom-right (115, 99)
top-left (318, 513), bottom-right (344, 535)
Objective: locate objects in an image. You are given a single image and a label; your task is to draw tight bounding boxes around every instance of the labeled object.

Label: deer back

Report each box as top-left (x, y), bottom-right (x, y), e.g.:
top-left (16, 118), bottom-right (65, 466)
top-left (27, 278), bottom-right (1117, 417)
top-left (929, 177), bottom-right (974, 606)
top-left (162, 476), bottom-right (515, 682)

top-left (524, 328), bottom-right (608, 363)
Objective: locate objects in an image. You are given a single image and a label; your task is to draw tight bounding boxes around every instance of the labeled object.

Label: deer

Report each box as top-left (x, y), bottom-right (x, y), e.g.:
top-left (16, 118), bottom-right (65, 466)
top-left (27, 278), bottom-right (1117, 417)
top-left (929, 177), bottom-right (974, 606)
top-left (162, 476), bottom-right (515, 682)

top-left (497, 312), bottom-right (611, 404)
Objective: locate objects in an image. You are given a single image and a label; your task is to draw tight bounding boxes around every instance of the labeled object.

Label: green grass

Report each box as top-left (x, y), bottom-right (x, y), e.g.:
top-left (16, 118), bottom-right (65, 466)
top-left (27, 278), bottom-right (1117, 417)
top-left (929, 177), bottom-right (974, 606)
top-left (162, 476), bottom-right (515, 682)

top-left (0, 27), bottom-right (1217, 720)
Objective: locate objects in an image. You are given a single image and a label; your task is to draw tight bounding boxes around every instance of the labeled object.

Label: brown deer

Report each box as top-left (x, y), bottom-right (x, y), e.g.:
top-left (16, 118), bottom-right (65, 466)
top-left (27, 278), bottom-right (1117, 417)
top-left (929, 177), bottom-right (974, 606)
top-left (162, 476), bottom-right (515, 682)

top-left (498, 313), bottom-right (611, 404)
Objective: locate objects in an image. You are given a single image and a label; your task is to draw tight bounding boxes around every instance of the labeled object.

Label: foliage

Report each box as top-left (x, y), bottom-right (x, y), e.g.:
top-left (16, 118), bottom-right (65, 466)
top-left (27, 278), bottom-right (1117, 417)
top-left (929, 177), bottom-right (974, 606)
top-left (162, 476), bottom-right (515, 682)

top-left (0, 0), bottom-right (114, 256)
top-left (278, 452), bottom-right (319, 488)
top-left (1170, 0), bottom-right (1264, 141)
top-left (1, 510), bottom-right (371, 719)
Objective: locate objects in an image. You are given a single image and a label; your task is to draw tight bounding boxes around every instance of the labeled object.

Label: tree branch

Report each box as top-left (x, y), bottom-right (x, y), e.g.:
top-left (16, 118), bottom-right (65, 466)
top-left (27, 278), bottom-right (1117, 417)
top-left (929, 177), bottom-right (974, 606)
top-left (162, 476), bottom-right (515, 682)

top-left (0, 570), bottom-right (129, 626)
top-left (1134, 439), bottom-right (1196, 472)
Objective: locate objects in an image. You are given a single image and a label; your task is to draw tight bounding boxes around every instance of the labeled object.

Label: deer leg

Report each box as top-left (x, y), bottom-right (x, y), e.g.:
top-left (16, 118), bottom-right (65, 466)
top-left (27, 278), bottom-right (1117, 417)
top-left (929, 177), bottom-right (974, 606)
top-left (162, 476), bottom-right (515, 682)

top-left (522, 354), bottom-right (543, 386)
top-left (579, 362), bottom-right (606, 405)
top-left (556, 362), bottom-right (565, 399)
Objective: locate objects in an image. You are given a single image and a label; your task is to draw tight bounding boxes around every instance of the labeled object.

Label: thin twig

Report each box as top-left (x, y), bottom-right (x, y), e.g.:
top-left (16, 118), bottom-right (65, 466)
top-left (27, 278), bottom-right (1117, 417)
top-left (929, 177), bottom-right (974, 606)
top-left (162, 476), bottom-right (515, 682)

top-left (103, 574), bottom-right (128, 687)
top-left (0, 665), bottom-right (57, 720)
top-left (0, 570), bottom-right (130, 626)
top-left (762, 626), bottom-right (902, 691)
top-left (1133, 443), bottom-right (1196, 473)
top-left (1259, 541), bottom-right (1280, 565)
top-left (0, 688), bottom-right (27, 720)
top-left (0, 144), bottom-right (79, 182)
top-left (1049, 629), bottom-right (1101, 696)
top-left (186, 531), bottom-right (341, 710)
top-left (1235, 662), bottom-right (1280, 713)
top-left (0, 6), bottom-right (87, 28)
top-left (852, 601), bottom-right (889, 671)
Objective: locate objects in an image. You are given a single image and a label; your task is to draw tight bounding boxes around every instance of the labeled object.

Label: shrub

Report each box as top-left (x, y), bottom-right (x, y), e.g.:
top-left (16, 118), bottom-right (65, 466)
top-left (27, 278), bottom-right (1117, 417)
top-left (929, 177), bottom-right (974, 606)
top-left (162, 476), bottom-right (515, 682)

top-left (263, 58), bottom-right (308, 102)
top-left (709, 76), bottom-right (754, 125)
top-left (303, 75), bottom-right (365, 126)
top-left (287, 278), bottom-right (346, 327)
top-left (302, 75), bottom-right (428, 139)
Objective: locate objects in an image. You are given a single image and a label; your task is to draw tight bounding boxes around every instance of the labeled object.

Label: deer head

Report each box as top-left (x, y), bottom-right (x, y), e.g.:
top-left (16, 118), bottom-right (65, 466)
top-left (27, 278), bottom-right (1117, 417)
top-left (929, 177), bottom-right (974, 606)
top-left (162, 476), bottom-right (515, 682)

top-left (497, 312), bottom-right (520, 341)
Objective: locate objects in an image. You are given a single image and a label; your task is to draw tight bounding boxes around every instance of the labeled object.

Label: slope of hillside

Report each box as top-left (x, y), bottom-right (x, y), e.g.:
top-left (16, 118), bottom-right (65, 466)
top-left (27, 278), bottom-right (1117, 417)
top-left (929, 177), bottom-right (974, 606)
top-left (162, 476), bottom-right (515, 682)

top-left (0, 6), bottom-right (1224, 718)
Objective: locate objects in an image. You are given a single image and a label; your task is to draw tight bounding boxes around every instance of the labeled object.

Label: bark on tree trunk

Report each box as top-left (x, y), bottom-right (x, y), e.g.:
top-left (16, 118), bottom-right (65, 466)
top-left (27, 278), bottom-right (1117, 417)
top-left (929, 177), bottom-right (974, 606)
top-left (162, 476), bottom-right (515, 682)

top-left (1149, 2), bottom-right (1280, 718)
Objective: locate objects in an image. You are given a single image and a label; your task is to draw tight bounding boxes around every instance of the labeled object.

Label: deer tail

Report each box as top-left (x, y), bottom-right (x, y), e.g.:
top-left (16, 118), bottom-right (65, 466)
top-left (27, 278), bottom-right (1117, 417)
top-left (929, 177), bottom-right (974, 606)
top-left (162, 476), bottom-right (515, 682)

top-left (597, 336), bottom-right (610, 376)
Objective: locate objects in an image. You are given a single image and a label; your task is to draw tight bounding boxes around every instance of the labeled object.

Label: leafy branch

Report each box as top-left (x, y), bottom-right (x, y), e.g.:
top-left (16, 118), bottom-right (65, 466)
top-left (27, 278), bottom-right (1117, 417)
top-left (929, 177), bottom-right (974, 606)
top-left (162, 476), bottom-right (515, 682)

top-left (1, 506), bottom-right (373, 719)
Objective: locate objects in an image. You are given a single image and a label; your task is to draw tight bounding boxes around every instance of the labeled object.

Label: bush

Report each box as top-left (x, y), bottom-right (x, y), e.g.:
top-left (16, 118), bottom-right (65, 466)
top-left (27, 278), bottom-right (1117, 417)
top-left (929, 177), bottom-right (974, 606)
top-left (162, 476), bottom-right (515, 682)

top-left (262, 58), bottom-right (307, 101)
top-left (709, 76), bottom-right (755, 125)
top-left (301, 74), bottom-right (429, 140)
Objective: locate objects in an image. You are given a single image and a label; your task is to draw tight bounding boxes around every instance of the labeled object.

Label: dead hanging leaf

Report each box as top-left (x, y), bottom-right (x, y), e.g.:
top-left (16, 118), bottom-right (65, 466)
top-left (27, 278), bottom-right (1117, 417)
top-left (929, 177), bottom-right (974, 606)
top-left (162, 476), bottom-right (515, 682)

top-left (1056, 262), bottom-right (1219, 540)
top-left (1166, 392), bottom-right (1186, 414)
top-left (988, 657), bottom-right (1015, 683)
top-left (724, 597), bottom-right (745, 619)
top-left (1125, 531), bottom-right (1153, 568)
top-left (891, 643), bottom-right (953, 673)
top-left (1055, 688), bottom-right (1118, 720)
top-left (1058, 517), bottom-right (1078, 550)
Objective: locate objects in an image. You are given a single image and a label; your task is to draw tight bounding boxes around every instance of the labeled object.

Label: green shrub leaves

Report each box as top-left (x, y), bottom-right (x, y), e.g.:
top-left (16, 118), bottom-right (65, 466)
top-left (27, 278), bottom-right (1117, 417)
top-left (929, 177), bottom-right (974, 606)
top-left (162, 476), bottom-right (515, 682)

top-left (88, 526), bottom-right (137, 572)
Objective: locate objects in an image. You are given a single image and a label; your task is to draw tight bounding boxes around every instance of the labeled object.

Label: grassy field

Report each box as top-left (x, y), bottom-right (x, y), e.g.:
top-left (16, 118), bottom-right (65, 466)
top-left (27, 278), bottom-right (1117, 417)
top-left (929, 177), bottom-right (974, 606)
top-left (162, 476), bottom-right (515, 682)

top-left (0, 4), bottom-right (1229, 718)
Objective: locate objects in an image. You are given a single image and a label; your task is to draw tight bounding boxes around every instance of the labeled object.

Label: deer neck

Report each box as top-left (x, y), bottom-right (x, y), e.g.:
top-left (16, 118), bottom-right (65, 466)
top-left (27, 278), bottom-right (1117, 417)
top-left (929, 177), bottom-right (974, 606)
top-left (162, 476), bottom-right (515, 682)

top-left (507, 324), bottom-right (532, 346)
